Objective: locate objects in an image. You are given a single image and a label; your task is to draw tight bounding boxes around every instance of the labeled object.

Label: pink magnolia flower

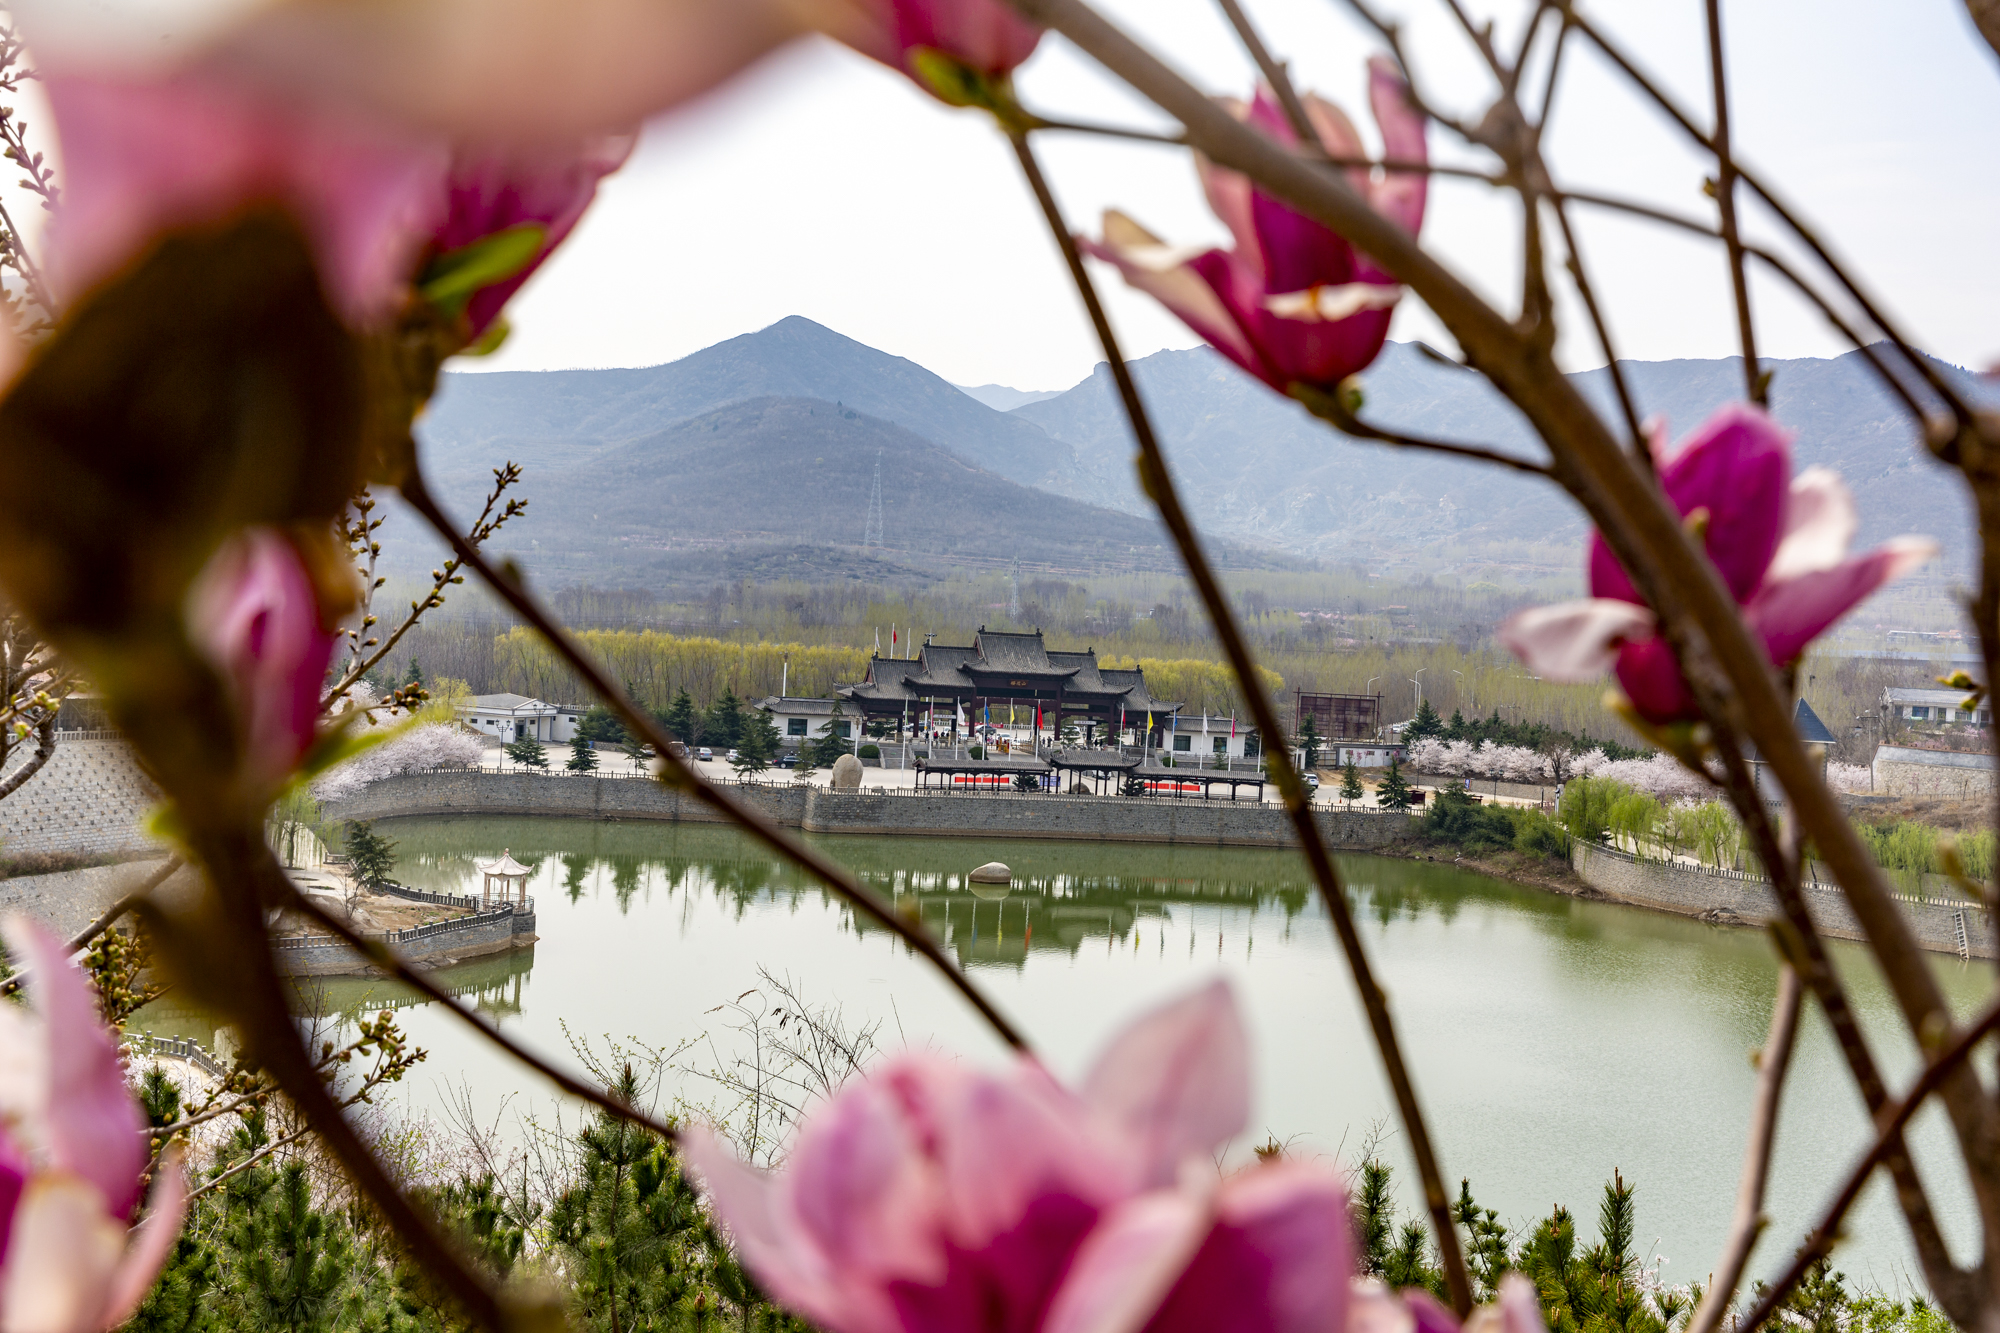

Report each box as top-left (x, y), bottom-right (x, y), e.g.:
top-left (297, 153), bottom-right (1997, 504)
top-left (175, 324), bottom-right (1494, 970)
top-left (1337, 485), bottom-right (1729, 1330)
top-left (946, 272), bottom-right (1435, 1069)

top-left (1499, 405), bottom-right (1936, 725)
top-left (834, 0), bottom-right (1045, 86)
top-left (434, 138), bottom-right (635, 338)
top-left (687, 981), bottom-right (1363, 1333)
top-left (0, 915), bottom-right (186, 1331)
top-left (1080, 60), bottom-right (1426, 396)
top-left (187, 528), bottom-right (341, 786)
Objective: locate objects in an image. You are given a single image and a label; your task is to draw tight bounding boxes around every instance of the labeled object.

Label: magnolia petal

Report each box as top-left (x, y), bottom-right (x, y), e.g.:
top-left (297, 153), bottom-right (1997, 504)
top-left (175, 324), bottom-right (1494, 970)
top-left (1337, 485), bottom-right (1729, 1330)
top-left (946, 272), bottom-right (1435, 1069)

top-left (683, 1126), bottom-right (861, 1331)
top-left (884, 0), bottom-right (1044, 77)
top-left (1146, 1163), bottom-right (1351, 1333)
top-left (1751, 536), bottom-right (1938, 666)
top-left (0, 1173), bottom-right (127, 1333)
top-left (1613, 637), bottom-right (1702, 726)
top-left (43, 72), bottom-right (448, 325)
top-left (186, 529), bottom-right (342, 786)
top-left (7, 0), bottom-right (281, 68)
top-left (1763, 467), bottom-right (1857, 584)
top-left (1195, 102), bottom-right (1260, 271)
top-left (103, 1148), bottom-right (191, 1327)
top-left (1081, 980), bottom-right (1249, 1189)
top-left (1499, 1273), bottom-right (1550, 1333)
top-left (195, 0), bottom-right (819, 142)
top-left (1348, 1281), bottom-right (1416, 1333)
top-left (932, 1064), bottom-right (1119, 1250)
top-left (1365, 56), bottom-right (1427, 237)
top-left (1262, 283), bottom-right (1404, 324)
top-left (442, 136), bottom-right (636, 337)
top-left (1042, 1188), bottom-right (1214, 1333)
top-left (4, 917), bottom-right (146, 1220)
top-left (781, 1071), bottom-right (947, 1293)
top-left (1660, 403), bottom-right (1791, 602)
top-left (1081, 215), bottom-right (1263, 380)
top-left (1498, 600), bottom-right (1656, 683)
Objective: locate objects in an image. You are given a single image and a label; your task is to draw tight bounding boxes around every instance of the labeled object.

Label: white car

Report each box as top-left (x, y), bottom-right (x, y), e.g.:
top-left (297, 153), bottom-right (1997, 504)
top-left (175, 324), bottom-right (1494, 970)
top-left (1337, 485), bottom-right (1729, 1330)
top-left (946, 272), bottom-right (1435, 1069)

top-left (697, 747), bottom-right (714, 761)
top-left (726, 749), bottom-right (740, 762)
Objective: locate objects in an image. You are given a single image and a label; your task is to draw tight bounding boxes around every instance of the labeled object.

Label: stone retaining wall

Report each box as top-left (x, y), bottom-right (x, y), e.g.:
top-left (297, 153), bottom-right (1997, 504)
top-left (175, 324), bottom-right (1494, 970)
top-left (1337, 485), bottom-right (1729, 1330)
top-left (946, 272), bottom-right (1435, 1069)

top-left (0, 856), bottom-right (181, 936)
top-left (275, 904), bottom-right (538, 977)
top-left (0, 739), bottom-right (161, 858)
top-left (1571, 841), bottom-right (1992, 959)
top-left (323, 770), bottom-right (1407, 851)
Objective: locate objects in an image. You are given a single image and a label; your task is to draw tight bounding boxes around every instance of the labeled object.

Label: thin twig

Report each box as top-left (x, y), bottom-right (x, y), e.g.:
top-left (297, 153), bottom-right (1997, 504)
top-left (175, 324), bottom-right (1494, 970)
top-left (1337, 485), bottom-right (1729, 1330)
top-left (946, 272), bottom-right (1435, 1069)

top-left (1006, 126), bottom-right (1474, 1315)
top-left (1703, 0), bottom-right (1762, 405)
top-left (285, 888), bottom-right (686, 1141)
top-left (1685, 961), bottom-right (1802, 1333)
top-left (1290, 382), bottom-right (1552, 476)
top-left (1003, 0), bottom-right (1994, 1240)
top-left (1570, 15), bottom-right (1969, 426)
top-left (1548, 198), bottom-right (1644, 455)
top-left (1022, 114), bottom-right (1188, 145)
top-left (1213, 0), bottom-right (1320, 149)
top-left (0, 856), bottom-right (183, 999)
top-left (1735, 993), bottom-right (2000, 1332)
top-left (1555, 189), bottom-right (1929, 423)
top-left (1704, 737), bottom-right (1974, 1317)
top-left (184, 1124), bottom-right (315, 1202)
top-left (395, 470), bottom-right (1029, 1052)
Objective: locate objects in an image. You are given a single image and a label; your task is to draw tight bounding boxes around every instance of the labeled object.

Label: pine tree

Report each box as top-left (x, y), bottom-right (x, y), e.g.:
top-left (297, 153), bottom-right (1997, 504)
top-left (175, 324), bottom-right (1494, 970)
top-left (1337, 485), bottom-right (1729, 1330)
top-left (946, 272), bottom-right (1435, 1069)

top-left (1296, 713), bottom-right (1323, 768)
top-left (1447, 707), bottom-right (1467, 738)
top-left (344, 821), bottom-right (397, 889)
top-left (1378, 757), bottom-right (1416, 811)
top-left (702, 690), bottom-right (746, 750)
top-left (504, 735), bottom-right (549, 768)
top-left (401, 659), bottom-right (424, 689)
top-left (575, 704), bottom-right (627, 745)
top-left (567, 733), bottom-right (600, 772)
top-left (658, 689), bottom-right (698, 746)
top-left (1340, 759), bottom-right (1364, 807)
top-left (732, 710), bottom-right (779, 778)
top-left (547, 1065), bottom-right (708, 1333)
top-left (1407, 698), bottom-right (1443, 741)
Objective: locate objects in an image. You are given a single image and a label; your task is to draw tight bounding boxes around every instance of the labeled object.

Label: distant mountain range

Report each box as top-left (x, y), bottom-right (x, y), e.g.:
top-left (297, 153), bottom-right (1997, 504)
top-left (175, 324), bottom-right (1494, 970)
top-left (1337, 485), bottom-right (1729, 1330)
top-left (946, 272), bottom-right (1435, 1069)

top-left (411, 315), bottom-right (1989, 585)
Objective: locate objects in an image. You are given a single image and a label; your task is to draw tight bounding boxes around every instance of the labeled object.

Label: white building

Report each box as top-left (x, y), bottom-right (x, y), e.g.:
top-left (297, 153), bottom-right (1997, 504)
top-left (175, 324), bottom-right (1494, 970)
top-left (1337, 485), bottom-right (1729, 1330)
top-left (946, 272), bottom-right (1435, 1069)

top-left (1164, 715), bottom-right (1262, 761)
top-left (1324, 741), bottom-right (1405, 769)
top-left (1883, 686), bottom-right (1993, 727)
top-left (755, 697), bottom-right (855, 750)
top-left (456, 693), bottom-right (583, 743)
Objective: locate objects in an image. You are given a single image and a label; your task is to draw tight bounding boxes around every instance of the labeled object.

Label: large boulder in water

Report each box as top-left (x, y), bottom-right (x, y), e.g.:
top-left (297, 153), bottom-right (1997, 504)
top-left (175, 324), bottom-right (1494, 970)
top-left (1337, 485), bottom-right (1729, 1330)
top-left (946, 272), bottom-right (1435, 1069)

top-left (830, 754), bottom-right (864, 789)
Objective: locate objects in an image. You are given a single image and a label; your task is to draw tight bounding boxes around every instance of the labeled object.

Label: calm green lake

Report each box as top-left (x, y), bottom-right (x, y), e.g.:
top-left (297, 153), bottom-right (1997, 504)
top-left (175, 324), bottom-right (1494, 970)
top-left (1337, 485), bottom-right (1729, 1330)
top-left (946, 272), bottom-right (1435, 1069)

top-left (142, 816), bottom-right (1991, 1296)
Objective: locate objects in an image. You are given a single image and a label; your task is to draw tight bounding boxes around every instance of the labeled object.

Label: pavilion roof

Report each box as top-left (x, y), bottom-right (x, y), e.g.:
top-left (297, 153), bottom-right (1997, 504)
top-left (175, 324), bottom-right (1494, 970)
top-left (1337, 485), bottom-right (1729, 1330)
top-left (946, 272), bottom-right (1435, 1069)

top-left (479, 851), bottom-right (532, 878)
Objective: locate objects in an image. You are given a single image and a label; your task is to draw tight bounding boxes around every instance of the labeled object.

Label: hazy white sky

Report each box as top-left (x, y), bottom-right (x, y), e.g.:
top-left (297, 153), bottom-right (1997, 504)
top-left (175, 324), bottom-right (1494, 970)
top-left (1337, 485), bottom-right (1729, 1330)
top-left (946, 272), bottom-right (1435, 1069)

top-left (477, 0), bottom-right (2000, 391)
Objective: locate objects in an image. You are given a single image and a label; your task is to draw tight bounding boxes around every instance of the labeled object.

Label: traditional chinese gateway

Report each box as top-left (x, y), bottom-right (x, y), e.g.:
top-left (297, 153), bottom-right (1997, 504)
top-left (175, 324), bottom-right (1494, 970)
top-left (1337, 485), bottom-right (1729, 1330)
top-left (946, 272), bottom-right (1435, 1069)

top-left (834, 628), bottom-right (1181, 746)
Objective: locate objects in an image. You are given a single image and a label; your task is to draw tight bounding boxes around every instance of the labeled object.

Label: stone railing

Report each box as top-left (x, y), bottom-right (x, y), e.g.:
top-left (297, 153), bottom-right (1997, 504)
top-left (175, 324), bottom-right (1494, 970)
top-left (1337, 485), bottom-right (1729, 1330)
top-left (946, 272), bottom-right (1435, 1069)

top-left (126, 1032), bottom-right (229, 1080)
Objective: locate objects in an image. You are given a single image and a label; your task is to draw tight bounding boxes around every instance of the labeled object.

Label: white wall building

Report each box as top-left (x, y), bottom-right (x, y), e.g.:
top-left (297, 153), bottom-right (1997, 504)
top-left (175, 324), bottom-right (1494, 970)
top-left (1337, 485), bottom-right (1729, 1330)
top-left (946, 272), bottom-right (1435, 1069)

top-left (1325, 742), bottom-right (1405, 769)
top-left (1884, 686), bottom-right (1993, 727)
top-left (756, 697), bottom-right (854, 749)
top-left (1164, 716), bottom-right (1261, 761)
top-left (456, 693), bottom-right (583, 743)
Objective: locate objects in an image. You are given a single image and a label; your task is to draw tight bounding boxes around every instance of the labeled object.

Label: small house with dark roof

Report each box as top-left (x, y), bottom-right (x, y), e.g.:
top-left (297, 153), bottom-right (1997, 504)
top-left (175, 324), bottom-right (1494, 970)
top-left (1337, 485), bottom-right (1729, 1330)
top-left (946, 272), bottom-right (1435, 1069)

top-left (836, 627), bottom-right (1179, 745)
top-left (1746, 698), bottom-right (1837, 804)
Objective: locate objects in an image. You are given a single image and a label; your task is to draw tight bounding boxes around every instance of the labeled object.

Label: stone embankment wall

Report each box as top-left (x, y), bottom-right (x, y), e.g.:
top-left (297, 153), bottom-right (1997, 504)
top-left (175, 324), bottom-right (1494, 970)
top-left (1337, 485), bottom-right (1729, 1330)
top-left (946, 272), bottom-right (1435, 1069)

top-left (0, 736), bottom-right (161, 858)
top-left (275, 902), bottom-right (538, 977)
top-left (1571, 841), bottom-right (1991, 960)
top-left (323, 770), bottom-right (1407, 851)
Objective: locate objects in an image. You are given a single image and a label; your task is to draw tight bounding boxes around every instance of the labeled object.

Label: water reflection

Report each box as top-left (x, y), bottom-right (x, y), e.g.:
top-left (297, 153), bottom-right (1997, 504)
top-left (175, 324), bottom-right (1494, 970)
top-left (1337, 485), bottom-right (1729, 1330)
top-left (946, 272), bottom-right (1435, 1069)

top-left (132, 816), bottom-right (1993, 1297)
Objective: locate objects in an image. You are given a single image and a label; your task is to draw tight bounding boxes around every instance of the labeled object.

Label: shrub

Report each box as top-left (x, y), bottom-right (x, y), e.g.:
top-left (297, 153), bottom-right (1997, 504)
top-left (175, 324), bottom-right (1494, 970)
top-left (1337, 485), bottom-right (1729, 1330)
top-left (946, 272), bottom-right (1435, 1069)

top-left (968, 744), bottom-right (984, 759)
top-left (858, 743), bottom-right (881, 760)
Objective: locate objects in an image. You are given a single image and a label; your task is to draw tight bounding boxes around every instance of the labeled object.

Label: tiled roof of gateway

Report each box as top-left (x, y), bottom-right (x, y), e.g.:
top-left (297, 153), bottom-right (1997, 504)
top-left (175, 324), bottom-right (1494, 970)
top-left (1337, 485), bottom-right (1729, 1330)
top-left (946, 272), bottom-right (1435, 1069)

top-left (969, 629), bottom-right (1076, 676)
top-left (835, 631), bottom-right (1178, 716)
top-left (756, 696), bottom-right (842, 716)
